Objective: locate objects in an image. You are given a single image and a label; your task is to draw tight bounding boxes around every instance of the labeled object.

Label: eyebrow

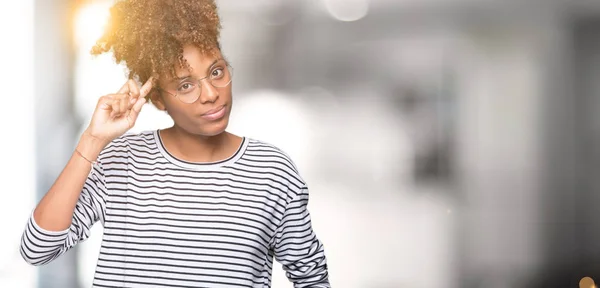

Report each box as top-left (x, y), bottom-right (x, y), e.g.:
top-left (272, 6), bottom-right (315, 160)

top-left (173, 59), bottom-right (221, 81)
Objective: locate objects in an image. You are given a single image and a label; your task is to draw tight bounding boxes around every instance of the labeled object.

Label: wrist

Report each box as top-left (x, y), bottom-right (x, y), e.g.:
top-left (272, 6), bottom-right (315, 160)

top-left (77, 130), bottom-right (109, 161)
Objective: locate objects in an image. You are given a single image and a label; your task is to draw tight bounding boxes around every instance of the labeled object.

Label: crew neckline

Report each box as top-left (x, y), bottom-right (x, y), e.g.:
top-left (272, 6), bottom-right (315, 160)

top-left (153, 129), bottom-right (247, 170)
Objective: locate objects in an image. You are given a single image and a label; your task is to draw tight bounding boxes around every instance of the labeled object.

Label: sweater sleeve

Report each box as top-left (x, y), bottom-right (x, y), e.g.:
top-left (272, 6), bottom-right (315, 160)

top-left (20, 160), bottom-right (108, 266)
top-left (272, 186), bottom-right (330, 287)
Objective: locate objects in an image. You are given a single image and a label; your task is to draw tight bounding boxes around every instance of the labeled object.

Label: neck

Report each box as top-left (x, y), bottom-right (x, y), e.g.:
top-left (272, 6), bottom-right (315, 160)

top-left (160, 125), bottom-right (240, 163)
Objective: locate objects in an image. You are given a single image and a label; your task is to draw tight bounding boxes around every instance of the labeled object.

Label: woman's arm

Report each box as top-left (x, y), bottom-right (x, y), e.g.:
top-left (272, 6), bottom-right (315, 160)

top-left (20, 133), bottom-right (110, 266)
top-left (272, 186), bottom-right (331, 288)
top-left (20, 78), bottom-right (152, 266)
top-left (33, 132), bottom-right (107, 231)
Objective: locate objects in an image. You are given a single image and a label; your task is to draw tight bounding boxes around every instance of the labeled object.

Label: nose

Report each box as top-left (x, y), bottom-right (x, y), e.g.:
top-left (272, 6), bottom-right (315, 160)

top-left (198, 78), bottom-right (219, 104)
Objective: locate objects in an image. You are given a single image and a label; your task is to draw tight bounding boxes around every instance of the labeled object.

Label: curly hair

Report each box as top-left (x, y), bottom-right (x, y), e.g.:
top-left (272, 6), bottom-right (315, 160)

top-left (91, 0), bottom-right (221, 91)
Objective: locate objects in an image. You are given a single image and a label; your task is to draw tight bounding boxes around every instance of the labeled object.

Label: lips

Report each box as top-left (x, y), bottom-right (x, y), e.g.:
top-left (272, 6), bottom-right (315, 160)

top-left (202, 105), bottom-right (225, 116)
top-left (200, 105), bottom-right (226, 121)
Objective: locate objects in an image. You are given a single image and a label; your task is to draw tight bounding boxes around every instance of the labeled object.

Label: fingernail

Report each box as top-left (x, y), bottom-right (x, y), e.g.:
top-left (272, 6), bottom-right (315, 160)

top-left (130, 97), bottom-right (136, 104)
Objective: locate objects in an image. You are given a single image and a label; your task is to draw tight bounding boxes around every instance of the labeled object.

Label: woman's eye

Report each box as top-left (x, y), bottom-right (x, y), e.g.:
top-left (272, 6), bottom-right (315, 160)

top-left (211, 68), bottom-right (224, 78)
top-left (178, 83), bottom-right (194, 92)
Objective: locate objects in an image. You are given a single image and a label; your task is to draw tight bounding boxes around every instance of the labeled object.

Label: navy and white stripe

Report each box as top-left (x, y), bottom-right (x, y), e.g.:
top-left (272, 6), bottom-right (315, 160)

top-left (20, 130), bottom-right (330, 287)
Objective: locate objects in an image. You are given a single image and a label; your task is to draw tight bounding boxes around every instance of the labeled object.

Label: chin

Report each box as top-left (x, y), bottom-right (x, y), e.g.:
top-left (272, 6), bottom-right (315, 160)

top-left (190, 117), bottom-right (230, 137)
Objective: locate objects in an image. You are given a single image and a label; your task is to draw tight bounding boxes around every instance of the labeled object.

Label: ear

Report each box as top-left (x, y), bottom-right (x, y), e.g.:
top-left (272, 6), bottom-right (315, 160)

top-left (149, 89), bottom-right (167, 111)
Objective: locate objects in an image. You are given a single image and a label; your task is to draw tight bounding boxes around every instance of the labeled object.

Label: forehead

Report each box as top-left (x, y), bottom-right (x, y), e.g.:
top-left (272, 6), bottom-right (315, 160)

top-left (180, 45), bottom-right (222, 71)
top-left (162, 45), bottom-right (222, 81)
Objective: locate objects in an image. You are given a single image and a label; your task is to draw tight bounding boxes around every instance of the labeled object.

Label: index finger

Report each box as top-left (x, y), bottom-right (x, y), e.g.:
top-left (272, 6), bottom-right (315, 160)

top-left (117, 79), bottom-right (140, 97)
top-left (139, 77), bottom-right (155, 98)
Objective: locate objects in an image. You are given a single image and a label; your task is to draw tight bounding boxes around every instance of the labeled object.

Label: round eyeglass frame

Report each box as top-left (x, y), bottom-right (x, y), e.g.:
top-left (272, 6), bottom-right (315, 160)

top-left (157, 62), bottom-right (233, 104)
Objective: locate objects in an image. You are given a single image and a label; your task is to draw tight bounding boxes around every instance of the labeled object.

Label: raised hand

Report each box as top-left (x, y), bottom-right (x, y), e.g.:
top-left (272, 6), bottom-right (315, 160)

top-left (84, 78), bottom-right (154, 146)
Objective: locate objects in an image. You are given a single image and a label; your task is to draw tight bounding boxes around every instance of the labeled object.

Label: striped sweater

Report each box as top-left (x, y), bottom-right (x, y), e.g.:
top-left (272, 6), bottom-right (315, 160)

top-left (20, 130), bottom-right (330, 287)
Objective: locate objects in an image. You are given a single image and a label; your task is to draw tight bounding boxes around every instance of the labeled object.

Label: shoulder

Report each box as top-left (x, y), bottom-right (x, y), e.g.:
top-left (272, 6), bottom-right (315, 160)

top-left (98, 130), bottom-right (156, 161)
top-left (242, 138), bottom-right (306, 191)
top-left (244, 138), bottom-right (300, 173)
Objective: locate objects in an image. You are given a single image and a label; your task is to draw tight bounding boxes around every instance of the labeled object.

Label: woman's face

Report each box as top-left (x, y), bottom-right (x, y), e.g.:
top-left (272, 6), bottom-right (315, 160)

top-left (153, 45), bottom-right (233, 137)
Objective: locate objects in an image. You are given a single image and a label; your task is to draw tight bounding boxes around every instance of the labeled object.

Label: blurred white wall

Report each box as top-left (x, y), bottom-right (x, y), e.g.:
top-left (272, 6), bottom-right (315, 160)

top-left (0, 1), bottom-right (37, 287)
top-left (455, 26), bottom-right (545, 286)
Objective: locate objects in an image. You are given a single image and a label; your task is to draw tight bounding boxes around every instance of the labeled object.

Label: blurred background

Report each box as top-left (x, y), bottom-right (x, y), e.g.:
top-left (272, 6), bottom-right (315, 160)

top-left (3, 0), bottom-right (600, 287)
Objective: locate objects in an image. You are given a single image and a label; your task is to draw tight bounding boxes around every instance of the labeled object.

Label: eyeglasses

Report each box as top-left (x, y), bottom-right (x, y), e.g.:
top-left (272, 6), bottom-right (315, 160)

top-left (158, 59), bottom-right (233, 104)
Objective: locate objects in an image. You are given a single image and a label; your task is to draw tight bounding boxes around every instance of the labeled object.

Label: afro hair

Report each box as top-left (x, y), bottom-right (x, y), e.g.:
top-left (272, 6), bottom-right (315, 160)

top-left (91, 0), bottom-right (222, 90)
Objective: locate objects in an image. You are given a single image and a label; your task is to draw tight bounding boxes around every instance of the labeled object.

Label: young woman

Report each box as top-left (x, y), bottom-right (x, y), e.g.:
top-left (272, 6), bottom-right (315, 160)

top-left (20, 0), bottom-right (330, 287)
